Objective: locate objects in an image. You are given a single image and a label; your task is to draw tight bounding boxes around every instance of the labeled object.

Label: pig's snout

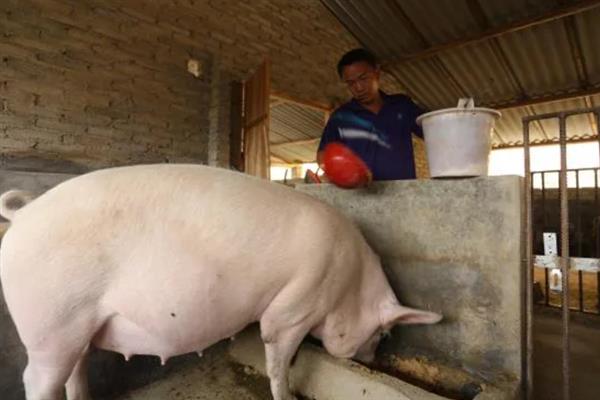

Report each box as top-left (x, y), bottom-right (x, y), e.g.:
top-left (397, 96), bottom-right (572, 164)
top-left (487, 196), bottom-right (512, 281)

top-left (354, 349), bottom-right (376, 364)
top-left (353, 332), bottom-right (382, 364)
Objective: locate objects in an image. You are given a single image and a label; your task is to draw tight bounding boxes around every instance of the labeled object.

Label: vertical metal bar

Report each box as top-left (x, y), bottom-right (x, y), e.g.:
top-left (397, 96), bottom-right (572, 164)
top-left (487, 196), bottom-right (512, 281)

top-left (523, 120), bottom-right (533, 400)
top-left (594, 167), bottom-right (600, 314)
top-left (542, 172), bottom-right (550, 306)
top-left (596, 112), bottom-right (600, 314)
top-left (578, 271), bottom-right (584, 312)
top-left (559, 114), bottom-right (570, 400)
top-left (576, 170), bottom-right (583, 312)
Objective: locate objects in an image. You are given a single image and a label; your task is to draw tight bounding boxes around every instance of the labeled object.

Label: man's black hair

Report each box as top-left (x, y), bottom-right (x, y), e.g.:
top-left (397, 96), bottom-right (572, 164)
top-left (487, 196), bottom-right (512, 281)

top-left (337, 48), bottom-right (378, 78)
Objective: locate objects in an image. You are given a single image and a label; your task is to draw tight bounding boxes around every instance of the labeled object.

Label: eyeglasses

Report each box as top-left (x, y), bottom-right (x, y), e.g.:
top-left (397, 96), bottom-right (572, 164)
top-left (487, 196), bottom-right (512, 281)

top-left (343, 72), bottom-right (376, 89)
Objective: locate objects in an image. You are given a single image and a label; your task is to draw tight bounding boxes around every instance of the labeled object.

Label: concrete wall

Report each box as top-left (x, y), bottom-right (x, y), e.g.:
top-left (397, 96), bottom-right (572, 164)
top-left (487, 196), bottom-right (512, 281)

top-left (298, 176), bottom-right (525, 397)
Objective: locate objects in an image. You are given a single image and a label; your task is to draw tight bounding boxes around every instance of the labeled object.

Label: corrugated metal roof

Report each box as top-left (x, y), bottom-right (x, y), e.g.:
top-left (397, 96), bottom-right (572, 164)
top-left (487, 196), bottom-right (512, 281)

top-left (270, 101), bottom-right (325, 144)
top-left (269, 100), bottom-right (325, 163)
top-left (398, 0), bottom-right (483, 45)
top-left (496, 95), bottom-right (600, 147)
top-left (436, 42), bottom-right (518, 106)
top-left (319, 0), bottom-right (417, 57)
top-left (532, 96), bottom-right (597, 138)
top-left (320, 0), bottom-right (600, 149)
top-left (271, 142), bottom-right (319, 164)
top-left (576, 7), bottom-right (600, 84)
top-left (478, 0), bottom-right (562, 24)
top-left (496, 20), bottom-right (580, 95)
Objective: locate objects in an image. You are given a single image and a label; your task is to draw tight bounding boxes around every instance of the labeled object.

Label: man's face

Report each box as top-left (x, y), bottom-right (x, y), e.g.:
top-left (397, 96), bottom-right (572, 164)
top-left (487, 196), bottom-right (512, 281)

top-left (341, 61), bottom-right (381, 105)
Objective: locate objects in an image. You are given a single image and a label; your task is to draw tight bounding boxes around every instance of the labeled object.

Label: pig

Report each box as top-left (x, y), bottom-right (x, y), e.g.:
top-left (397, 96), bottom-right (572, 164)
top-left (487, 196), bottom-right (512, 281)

top-left (0, 164), bottom-right (441, 400)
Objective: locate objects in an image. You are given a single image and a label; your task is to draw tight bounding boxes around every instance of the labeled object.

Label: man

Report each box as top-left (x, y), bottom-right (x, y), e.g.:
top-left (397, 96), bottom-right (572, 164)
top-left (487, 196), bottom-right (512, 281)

top-left (317, 48), bottom-right (425, 181)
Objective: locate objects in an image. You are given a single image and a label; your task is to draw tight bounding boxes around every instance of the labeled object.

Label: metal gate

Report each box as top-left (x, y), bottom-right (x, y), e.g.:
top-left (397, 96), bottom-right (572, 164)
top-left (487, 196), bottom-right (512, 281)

top-left (524, 107), bottom-right (600, 400)
top-left (532, 167), bottom-right (600, 314)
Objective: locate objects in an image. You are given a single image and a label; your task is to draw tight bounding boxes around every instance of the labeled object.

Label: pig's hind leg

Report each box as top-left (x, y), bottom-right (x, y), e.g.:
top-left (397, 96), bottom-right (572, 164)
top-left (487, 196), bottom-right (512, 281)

top-left (23, 345), bottom-right (87, 400)
top-left (21, 315), bottom-right (99, 400)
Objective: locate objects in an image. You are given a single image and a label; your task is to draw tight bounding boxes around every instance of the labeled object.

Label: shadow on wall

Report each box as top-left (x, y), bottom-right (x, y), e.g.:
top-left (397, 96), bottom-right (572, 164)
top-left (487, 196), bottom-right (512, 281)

top-left (0, 154), bottom-right (93, 175)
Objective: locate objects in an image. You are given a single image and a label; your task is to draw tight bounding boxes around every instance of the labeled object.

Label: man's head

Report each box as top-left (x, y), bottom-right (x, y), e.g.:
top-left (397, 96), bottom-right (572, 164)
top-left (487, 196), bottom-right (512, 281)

top-left (337, 48), bottom-right (381, 106)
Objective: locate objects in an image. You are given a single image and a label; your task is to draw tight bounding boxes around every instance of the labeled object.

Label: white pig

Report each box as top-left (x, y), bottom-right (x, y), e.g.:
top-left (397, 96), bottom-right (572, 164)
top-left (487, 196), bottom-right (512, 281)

top-left (0, 164), bottom-right (441, 400)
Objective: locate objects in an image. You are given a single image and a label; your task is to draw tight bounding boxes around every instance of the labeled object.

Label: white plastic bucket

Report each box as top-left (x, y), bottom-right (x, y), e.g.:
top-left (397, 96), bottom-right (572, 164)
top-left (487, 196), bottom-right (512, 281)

top-left (416, 99), bottom-right (501, 178)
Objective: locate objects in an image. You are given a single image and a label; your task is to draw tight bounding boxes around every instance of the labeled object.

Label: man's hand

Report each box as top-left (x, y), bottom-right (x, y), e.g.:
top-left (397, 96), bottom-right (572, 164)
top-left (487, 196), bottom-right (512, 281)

top-left (316, 150), bottom-right (325, 170)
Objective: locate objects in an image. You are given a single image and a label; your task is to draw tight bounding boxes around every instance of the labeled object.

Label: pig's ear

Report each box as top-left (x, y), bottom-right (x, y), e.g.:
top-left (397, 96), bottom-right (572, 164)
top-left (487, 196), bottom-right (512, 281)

top-left (380, 303), bottom-right (442, 327)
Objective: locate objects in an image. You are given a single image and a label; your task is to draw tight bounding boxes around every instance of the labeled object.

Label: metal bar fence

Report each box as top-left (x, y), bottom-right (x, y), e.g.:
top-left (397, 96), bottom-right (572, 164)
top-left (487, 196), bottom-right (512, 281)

top-left (532, 167), bottom-right (600, 314)
top-left (523, 106), bottom-right (600, 400)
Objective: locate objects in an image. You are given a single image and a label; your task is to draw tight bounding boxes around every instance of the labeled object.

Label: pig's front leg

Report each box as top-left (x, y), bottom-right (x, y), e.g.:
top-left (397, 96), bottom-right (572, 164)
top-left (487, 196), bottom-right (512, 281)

top-left (261, 323), bottom-right (308, 400)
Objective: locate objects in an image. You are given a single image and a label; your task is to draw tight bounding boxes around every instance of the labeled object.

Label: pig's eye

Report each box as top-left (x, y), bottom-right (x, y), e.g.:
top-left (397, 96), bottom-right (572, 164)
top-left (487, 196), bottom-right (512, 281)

top-left (380, 330), bottom-right (391, 339)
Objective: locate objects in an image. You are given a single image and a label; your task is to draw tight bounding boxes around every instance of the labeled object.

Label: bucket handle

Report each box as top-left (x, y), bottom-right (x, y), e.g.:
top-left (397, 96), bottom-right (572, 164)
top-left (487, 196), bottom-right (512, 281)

top-left (457, 98), bottom-right (475, 109)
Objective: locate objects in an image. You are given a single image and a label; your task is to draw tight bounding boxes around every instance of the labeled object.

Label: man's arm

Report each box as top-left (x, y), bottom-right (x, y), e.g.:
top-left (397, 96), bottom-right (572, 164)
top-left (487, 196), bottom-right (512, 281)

top-left (316, 151), bottom-right (325, 169)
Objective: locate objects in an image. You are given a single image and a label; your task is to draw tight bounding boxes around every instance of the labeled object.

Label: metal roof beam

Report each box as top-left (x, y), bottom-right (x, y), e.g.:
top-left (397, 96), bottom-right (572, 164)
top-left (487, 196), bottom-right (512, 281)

top-left (493, 135), bottom-right (600, 149)
top-left (486, 86), bottom-right (600, 110)
top-left (383, 0), bottom-right (600, 66)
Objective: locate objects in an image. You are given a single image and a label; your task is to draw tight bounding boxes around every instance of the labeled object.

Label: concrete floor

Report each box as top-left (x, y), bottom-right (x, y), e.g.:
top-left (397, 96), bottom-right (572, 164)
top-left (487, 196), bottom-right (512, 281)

top-left (119, 345), bottom-right (273, 400)
top-left (534, 309), bottom-right (600, 400)
top-left (117, 309), bottom-right (600, 400)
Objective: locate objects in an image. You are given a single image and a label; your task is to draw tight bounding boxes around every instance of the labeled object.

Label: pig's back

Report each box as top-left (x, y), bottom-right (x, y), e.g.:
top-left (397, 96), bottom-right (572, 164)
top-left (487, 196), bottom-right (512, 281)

top-left (8, 164), bottom-right (353, 272)
top-left (16, 163), bottom-right (338, 231)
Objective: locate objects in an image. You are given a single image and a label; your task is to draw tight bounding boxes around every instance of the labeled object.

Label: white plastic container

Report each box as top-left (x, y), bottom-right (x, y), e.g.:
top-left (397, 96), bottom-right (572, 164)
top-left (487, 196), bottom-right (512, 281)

top-left (416, 98), bottom-right (501, 178)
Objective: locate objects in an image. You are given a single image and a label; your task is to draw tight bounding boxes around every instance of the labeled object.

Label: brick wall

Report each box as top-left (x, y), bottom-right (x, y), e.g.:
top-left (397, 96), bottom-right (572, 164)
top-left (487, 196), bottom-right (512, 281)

top-left (0, 0), bottom-right (223, 169)
top-left (196, 0), bottom-right (360, 106)
top-left (0, 0), bottom-right (364, 171)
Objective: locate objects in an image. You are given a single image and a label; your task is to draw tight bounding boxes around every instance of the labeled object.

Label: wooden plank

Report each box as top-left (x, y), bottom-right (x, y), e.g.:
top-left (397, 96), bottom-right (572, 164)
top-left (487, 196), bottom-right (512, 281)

top-left (229, 81), bottom-right (244, 171)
